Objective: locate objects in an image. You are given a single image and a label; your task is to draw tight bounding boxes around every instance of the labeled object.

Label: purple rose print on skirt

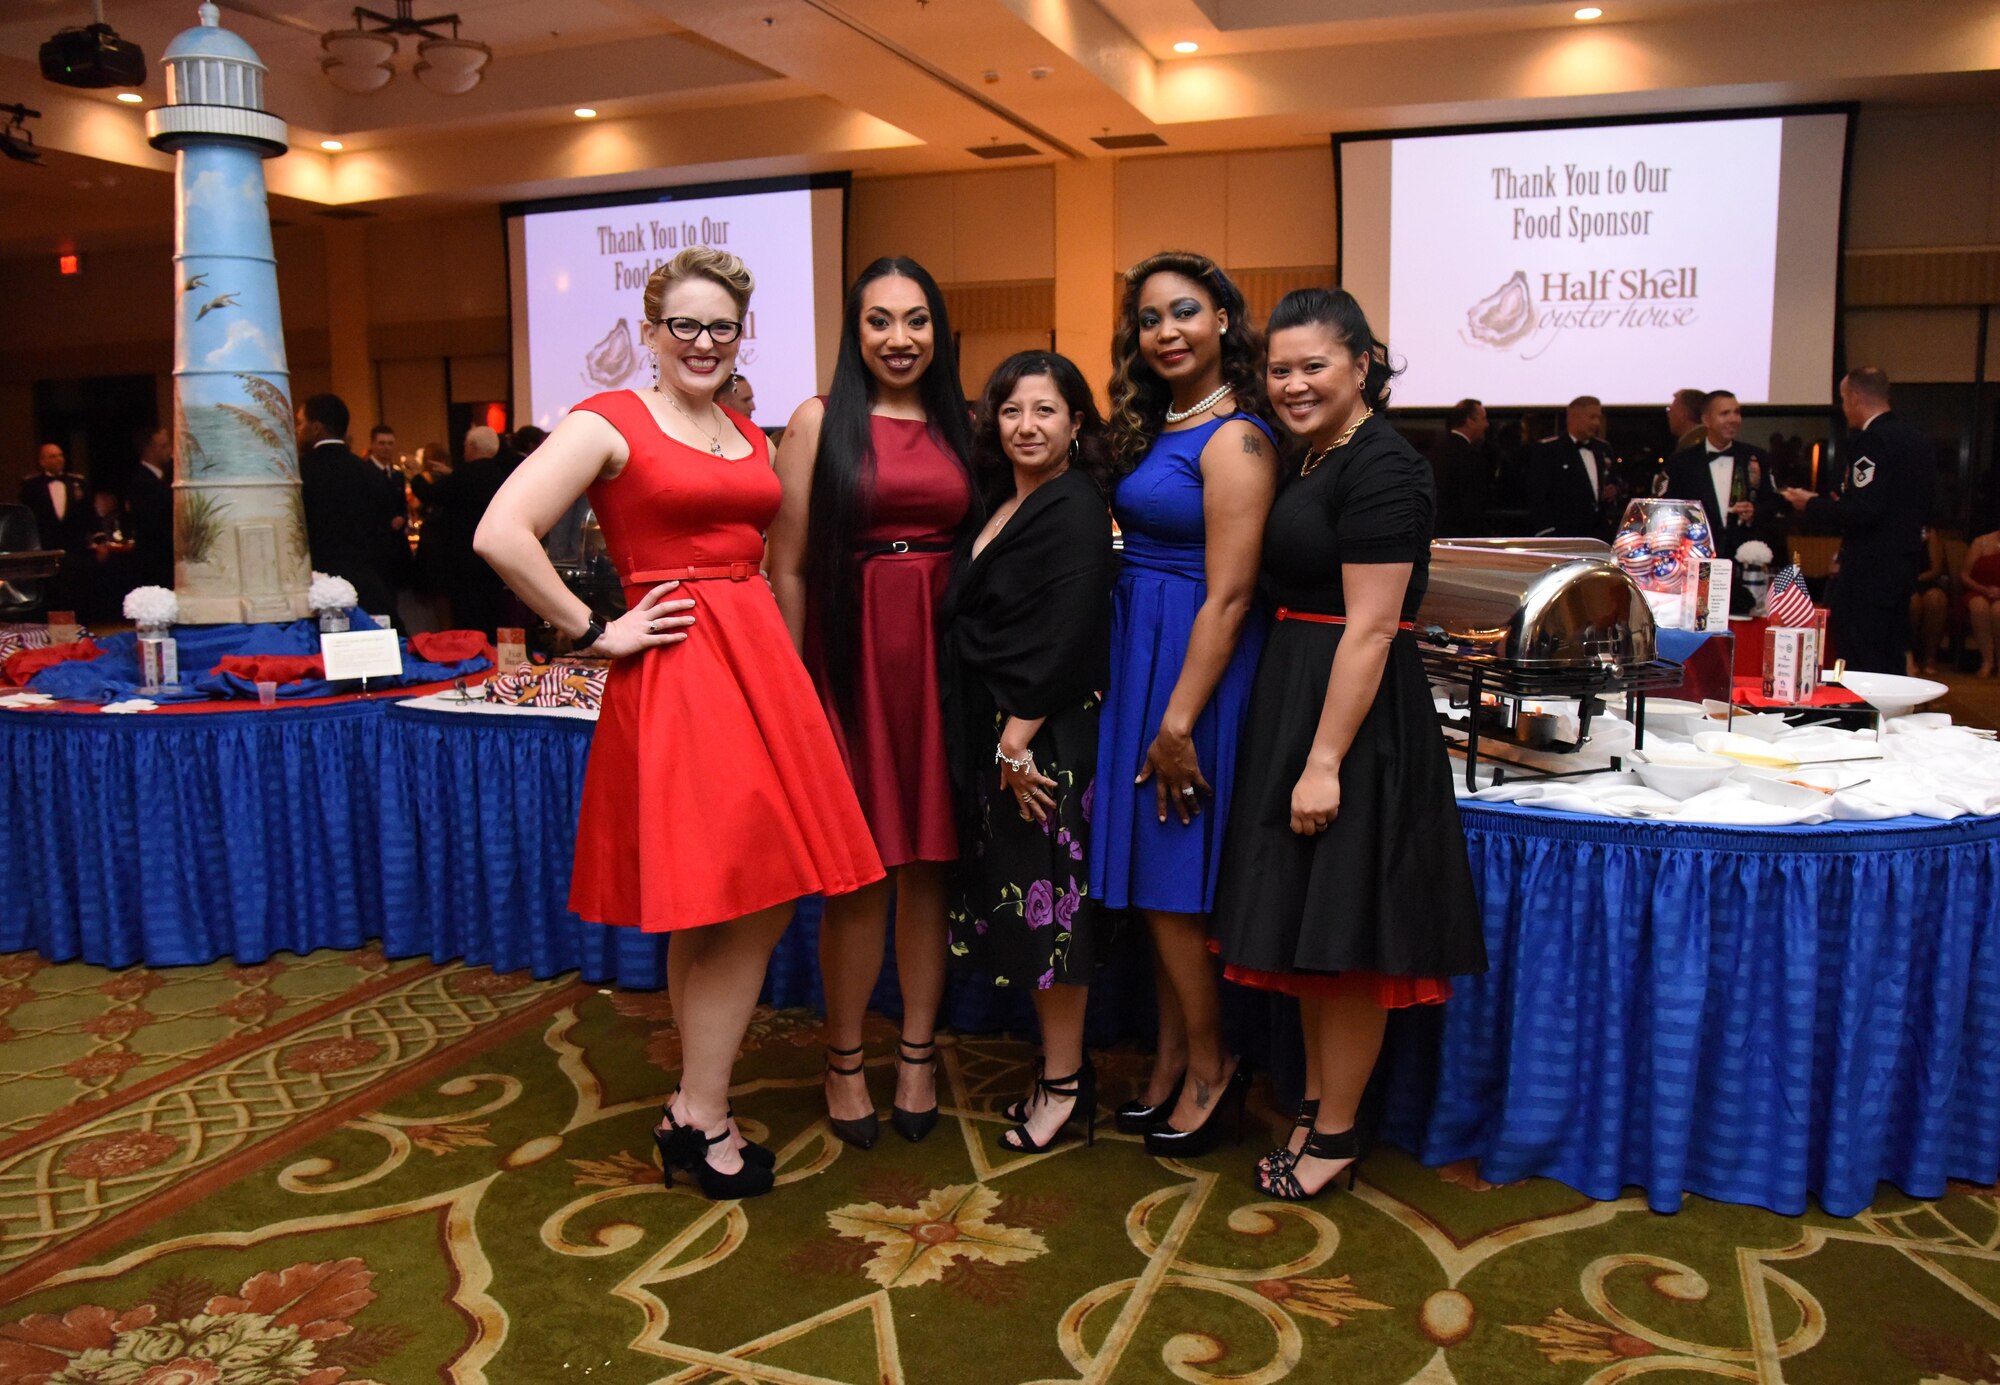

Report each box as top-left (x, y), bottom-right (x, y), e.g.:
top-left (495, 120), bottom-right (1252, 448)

top-left (1055, 881), bottom-right (1080, 930)
top-left (1080, 779), bottom-right (1094, 824)
top-left (1025, 879), bottom-right (1056, 928)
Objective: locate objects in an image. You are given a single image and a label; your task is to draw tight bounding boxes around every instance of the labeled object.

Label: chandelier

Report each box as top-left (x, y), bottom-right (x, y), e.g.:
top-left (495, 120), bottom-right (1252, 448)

top-left (321, 3), bottom-right (491, 96)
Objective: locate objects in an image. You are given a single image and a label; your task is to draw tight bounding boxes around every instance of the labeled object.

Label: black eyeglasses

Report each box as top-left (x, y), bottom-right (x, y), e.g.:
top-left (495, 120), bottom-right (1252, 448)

top-left (649, 315), bottom-right (743, 345)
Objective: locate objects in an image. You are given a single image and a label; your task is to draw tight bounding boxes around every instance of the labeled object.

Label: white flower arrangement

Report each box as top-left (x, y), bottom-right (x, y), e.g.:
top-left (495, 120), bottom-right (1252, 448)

top-left (1735, 540), bottom-right (1774, 567)
top-left (308, 572), bottom-right (358, 612)
top-left (122, 586), bottom-right (179, 625)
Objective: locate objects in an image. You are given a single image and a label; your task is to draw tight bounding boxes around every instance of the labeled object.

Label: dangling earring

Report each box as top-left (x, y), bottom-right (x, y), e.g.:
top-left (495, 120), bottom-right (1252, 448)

top-left (1068, 437), bottom-right (1080, 461)
top-left (650, 351), bottom-right (659, 388)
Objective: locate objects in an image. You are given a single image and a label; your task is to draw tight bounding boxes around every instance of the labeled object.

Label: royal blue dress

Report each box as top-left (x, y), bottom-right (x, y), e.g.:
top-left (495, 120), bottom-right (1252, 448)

top-left (1090, 413), bottom-right (1277, 913)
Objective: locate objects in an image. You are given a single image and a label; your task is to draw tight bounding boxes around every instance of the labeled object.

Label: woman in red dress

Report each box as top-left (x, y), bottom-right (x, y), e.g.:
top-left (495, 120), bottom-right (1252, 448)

top-left (769, 257), bottom-right (978, 1148)
top-left (475, 247), bottom-right (884, 1200)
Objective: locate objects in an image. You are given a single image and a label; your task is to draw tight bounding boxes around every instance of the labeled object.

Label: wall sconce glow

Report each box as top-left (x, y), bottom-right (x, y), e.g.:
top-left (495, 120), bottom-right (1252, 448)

top-left (1573, 6), bottom-right (1603, 17)
top-left (116, 92), bottom-right (144, 104)
top-left (573, 107), bottom-right (597, 119)
top-left (1172, 41), bottom-right (1199, 53)
top-left (319, 139), bottom-right (343, 150)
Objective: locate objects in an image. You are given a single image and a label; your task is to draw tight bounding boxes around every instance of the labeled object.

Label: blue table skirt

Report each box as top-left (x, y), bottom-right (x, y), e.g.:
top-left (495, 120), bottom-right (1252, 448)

top-left (5, 700), bottom-right (1997, 1216)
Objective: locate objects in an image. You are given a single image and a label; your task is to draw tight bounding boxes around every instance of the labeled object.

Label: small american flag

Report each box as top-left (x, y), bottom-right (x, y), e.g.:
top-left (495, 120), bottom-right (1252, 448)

top-left (1767, 563), bottom-right (1815, 627)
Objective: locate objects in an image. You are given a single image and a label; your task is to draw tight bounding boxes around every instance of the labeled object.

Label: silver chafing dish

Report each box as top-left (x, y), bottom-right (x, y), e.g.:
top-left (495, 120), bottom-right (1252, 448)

top-left (1417, 540), bottom-right (1682, 789)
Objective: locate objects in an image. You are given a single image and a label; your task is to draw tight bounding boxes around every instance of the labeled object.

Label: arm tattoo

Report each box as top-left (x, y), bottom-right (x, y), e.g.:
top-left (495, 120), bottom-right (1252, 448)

top-left (1241, 430), bottom-right (1267, 457)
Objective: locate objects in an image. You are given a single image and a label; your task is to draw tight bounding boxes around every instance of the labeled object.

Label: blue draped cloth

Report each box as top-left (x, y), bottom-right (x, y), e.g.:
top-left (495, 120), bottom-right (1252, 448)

top-left (1379, 801), bottom-right (2000, 1217)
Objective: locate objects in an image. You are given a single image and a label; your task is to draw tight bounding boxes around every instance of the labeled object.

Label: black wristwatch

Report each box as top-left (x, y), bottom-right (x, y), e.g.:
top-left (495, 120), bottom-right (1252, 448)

top-left (577, 615), bottom-right (606, 652)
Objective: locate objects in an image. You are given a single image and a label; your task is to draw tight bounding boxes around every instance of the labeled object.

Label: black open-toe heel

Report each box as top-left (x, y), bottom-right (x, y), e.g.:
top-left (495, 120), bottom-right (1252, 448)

top-left (823, 1044), bottom-right (878, 1150)
top-left (1000, 1057), bottom-right (1097, 1153)
top-left (1258, 1097), bottom-right (1320, 1175)
top-left (656, 1104), bottom-right (776, 1200)
top-left (1002, 1057), bottom-right (1043, 1124)
top-left (1257, 1124), bottom-right (1361, 1202)
top-left (662, 1099), bottom-right (776, 1170)
top-left (1114, 1069), bottom-right (1185, 1135)
top-left (1143, 1061), bottom-right (1249, 1158)
top-left (890, 1038), bottom-right (941, 1143)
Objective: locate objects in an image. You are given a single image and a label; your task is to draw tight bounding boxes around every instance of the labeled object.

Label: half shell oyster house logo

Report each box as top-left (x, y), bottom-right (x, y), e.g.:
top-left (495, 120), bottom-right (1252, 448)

top-left (1464, 271), bottom-right (1537, 348)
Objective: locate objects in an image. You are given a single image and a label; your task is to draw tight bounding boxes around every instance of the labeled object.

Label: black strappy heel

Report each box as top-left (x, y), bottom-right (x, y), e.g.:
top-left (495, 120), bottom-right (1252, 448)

top-left (1002, 1057), bottom-right (1043, 1124)
top-left (890, 1038), bottom-right (940, 1143)
top-left (1257, 1124), bottom-right (1362, 1202)
top-left (823, 1044), bottom-right (878, 1149)
top-left (1258, 1097), bottom-right (1320, 1175)
top-left (1000, 1056), bottom-right (1097, 1153)
top-left (655, 1103), bottom-right (776, 1200)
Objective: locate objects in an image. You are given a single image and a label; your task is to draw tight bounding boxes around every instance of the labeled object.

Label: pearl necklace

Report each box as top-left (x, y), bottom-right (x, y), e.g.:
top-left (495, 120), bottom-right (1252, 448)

top-left (1164, 384), bottom-right (1232, 425)
top-left (1299, 407), bottom-right (1373, 476)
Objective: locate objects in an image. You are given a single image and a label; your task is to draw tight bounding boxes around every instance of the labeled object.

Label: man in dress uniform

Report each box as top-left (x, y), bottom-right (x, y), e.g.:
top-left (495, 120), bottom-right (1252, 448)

top-left (1666, 390), bottom-right (1781, 610)
top-left (1427, 398), bottom-right (1491, 538)
top-left (1782, 367), bottom-right (1936, 673)
top-left (18, 442), bottom-right (91, 608)
top-left (1527, 395), bottom-right (1619, 540)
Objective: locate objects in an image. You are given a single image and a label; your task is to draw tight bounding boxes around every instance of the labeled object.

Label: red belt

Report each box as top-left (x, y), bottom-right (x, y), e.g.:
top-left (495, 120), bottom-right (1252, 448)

top-left (628, 562), bottom-right (761, 583)
top-left (1275, 608), bottom-right (1415, 631)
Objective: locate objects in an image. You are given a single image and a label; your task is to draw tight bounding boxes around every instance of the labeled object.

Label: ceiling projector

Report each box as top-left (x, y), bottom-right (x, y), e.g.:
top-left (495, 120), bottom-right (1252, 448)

top-left (40, 22), bottom-right (147, 89)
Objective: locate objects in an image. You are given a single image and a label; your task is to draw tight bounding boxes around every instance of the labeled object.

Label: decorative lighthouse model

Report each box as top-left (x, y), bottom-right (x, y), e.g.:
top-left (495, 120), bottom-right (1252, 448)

top-left (145, 2), bottom-right (309, 623)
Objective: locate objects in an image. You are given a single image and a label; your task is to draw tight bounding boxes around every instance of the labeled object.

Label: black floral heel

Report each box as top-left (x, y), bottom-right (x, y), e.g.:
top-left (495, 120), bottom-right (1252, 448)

top-left (1257, 1125), bottom-right (1361, 1202)
top-left (890, 1038), bottom-right (940, 1144)
top-left (656, 1104), bottom-right (776, 1201)
top-left (823, 1044), bottom-right (878, 1150)
top-left (1000, 1057), bottom-right (1097, 1153)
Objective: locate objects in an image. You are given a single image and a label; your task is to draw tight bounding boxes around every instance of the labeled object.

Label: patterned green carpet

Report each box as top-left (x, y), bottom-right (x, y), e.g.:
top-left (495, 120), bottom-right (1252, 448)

top-left (0, 950), bottom-right (1996, 1383)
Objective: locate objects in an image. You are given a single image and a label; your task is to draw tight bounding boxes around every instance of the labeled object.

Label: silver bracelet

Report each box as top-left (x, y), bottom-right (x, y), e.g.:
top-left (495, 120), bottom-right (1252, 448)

top-left (995, 745), bottom-right (1034, 774)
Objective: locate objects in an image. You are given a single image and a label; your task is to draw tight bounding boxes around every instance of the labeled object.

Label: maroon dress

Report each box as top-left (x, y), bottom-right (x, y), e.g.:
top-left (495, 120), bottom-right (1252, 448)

top-left (807, 413), bottom-right (970, 868)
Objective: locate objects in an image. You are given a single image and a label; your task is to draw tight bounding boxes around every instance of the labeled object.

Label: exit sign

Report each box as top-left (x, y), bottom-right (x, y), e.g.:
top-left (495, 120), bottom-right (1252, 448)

top-left (57, 254), bottom-right (79, 275)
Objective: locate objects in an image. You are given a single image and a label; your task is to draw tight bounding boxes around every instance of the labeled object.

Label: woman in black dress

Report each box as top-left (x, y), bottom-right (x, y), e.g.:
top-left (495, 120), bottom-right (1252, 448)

top-left (1210, 288), bottom-right (1486, 1200)
top-left (942, 351), bottom-right (1118, 1152)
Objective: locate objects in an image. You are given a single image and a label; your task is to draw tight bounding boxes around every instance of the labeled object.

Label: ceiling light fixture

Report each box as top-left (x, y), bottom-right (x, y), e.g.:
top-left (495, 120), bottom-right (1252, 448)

top-left (320, 138), bottom-right (343, 150)
top-left (1573, 6), bottom-right (1603, 17)
top-left (1172, 41), bottom-right (1198, 53)
top-left (115, 91), bottom-right (143, 103)
top-left (573, 107), bottom-right (596, 119)
top-left (320, 2), bottom-right (491, 96)
top-left (0, 103), bottom-right (43, 165)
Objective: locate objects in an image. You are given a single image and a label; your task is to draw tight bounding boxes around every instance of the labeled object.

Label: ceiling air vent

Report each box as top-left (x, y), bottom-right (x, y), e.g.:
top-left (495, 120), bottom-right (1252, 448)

top-left (967, 143), bottom-right (1039, 160)
top-left (1093, 133), bottom-right (1167, 150)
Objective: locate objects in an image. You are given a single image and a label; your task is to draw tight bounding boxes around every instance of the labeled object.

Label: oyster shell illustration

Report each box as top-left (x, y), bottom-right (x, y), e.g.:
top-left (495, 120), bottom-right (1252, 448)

top-left (584, 318), bottom-right (638, 387)
top-left (1465, 271), bottom-right (1536, 348)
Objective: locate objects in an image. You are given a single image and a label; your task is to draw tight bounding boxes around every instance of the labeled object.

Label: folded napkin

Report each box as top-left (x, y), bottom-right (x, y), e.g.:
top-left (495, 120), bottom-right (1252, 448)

top-left (409, 630), bottom-right (493, 666)
top-left (1731, 677), bottom-right (1866, 710)
top-left (3, 638), bottom-right (103, 687)
top-left (209, 653), bottom-right (326, 685)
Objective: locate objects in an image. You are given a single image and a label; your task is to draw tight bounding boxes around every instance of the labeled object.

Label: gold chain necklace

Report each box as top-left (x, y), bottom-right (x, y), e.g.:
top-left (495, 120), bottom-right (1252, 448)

top-left (1299, 407), bottom-right (1372, 476)
top-left (655, 385), bottom-right (727, 456)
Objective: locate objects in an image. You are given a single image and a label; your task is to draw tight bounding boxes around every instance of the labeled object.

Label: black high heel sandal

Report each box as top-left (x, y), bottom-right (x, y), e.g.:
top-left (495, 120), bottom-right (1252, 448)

top-left (890, 1038), bottom-right (941, 1143)
top-left (1002, 1057), bottom-right (1043, 1124)
top-left (1257, 1124), bottom-right (1361, 1202)
top-left (1142, 1061), bottom-right (1249, 1158)
top-left (1001, 1057), bottom-right (1097, 1153)
top-left (655, 1104), bottom-right (776, 1200)
top-left (1114, 1070), bottom-right (1185, 1135)
top-left (1258, 1097), bottom-right (1320, 1175)
top-left (823, 1044), bottom-right (878, 1149)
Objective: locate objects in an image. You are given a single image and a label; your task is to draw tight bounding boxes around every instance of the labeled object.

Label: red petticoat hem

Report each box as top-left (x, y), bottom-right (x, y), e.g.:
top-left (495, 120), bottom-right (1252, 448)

top-left (1214, 947), bottom-right (1452, 1007)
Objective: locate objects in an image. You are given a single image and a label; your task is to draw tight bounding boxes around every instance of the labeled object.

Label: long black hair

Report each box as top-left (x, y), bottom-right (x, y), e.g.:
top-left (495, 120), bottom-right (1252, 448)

top-left (971, 351), bottom-right (1114, 509)
top-left (1265, 286), bottom-right (1400, 411)
top-left (808, 257), bottom-right (978, 709)
top-left (1106, 250), bottom-right (1270, 474)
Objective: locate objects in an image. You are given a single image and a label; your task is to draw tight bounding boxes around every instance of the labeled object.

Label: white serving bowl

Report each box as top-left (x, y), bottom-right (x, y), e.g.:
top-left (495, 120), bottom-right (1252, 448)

top-left (1725, 712), bottom-right (1789, 741)
top-left (1743, 769), bottom-right (1838, 809)
top-left (1827, 671), bottom-right (1948, 718)
top-left (1629, 748), bottom-right (1736, 800)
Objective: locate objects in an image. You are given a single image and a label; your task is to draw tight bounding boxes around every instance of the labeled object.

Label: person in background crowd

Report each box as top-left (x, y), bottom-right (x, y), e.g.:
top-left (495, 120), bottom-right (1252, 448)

top-left (408, 442), bottom-right (455, 631)
top-left (1425, 398), bottom-right (1489, 538)
top-left (1666, 389), bottom-right (1780, 610)
top-left (718, 372), bottom-right (757, 422)
top-left (1783, 367), bottom-right (1937, 674)
top-left (365, 424), bottom-right (413, 625)
top-left (1491, 410), bottom-right (1546, 520)
top-left (85, 485), bottom-right (139, 619)
top-left (1667, 387), bottom-right (1707, 454)
top-left (1527, 396), bottom-right (1618, 540)
top-left (1956, 521), bottom-right (2000, 678)
top-left (297, 394), bottom-right (392, 615)
top-left (1909, 526), bottom-right (1950, 676)
top-left (19, 442), bottom-right (91, 608)
top-left (125, 427), bottom-right (175, 590)
top-left (504, 426), bottom-right (549, 476)
top-left (1211, 285), bottom-right (1486, 1203)
top-left (440, 424), bottom-right (509, 635)
top-left (941, 350), bottom-right (1118, 1154)
top-left (769, 256), bottom-right (978, 1150)
top-left (1093, 250), bottom-right (1278, 1157)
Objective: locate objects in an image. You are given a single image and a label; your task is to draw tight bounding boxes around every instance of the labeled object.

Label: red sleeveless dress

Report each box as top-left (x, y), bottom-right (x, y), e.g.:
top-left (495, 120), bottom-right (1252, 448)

top-left (568, 390), bottom-right (884, 931)
top-left (806, 414), bottom-right (969, 868)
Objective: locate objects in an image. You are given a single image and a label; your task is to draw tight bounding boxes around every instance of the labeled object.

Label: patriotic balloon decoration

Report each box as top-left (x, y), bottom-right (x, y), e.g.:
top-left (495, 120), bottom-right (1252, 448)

top-left (1614, 499), bottom-right (1716, 595)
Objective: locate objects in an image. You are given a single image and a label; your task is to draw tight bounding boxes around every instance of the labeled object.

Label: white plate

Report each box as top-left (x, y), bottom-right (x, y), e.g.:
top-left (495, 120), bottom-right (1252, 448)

top-left (1825, 671), bottom-right (1948, 718)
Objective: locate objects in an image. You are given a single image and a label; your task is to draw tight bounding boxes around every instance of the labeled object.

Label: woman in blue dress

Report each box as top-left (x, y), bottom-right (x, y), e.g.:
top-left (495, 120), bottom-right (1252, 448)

top-left (1092, 251), bottom-right (1279, 1153)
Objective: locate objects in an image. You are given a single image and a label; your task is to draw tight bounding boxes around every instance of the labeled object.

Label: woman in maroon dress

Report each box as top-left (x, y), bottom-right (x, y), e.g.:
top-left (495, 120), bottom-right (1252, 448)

top-left (476, 248), bottom-right (884, 1200)
top-left (769, 257), bottom-right (979, 1148)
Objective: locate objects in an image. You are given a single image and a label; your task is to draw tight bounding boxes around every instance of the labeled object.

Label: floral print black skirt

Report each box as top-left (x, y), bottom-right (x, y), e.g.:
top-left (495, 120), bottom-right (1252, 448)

top-left (948, 696), bottom-right (1117, 991)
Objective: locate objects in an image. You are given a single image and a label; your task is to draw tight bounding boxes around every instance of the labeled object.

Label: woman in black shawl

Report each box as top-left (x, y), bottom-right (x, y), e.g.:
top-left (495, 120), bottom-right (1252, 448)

top-left (942, 351), bottom-right (1118, 1154)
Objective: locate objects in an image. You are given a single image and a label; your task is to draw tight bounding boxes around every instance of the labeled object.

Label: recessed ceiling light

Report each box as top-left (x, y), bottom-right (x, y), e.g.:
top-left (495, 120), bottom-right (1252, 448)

top-left (574, 107), bottom-right (597, 119)
top-left (1574, 6), bottom-right (1603, 17)
top-left (1172, 41), bottom-right (1199, 53)
top-left (115, 91), bottom-right (143, 104)
top-left (320, 139), bottom-right (344, 151)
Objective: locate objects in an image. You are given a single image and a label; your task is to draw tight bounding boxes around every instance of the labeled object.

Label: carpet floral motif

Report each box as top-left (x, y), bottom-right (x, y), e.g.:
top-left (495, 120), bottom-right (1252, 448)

top-left (824, 1181), bottom-right (1047, 1289)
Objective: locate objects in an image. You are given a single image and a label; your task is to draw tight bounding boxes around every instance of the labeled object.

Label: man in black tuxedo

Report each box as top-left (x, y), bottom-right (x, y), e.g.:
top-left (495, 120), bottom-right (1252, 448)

top-left (1526, 395), bottom-right (1618, 540)
top-left (1666, 390), bottom-right (1780, 612)
top-left (123, 428), bottom-right (176, 590)
top-left (18, 442), bottom-right (91, 608)
top-left (363, 423), bottom-right (413, 622)
top-left (297, 393), bottom-right (393, 615)
top-left (1427, 398), bottom-right (1491, 538)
